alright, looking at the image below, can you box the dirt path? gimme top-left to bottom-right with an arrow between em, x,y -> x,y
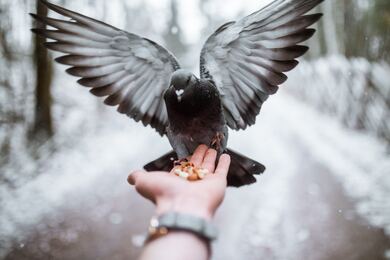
3,94 -> 389,259
212,141 -> 390,260
5,147 -> 389,260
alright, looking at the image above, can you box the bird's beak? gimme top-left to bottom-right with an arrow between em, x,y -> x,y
175,89 -> 184,102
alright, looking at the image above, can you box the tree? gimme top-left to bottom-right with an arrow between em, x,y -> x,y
163,0 -> 186,60
32,0 -> 53,139
365,0 -> 390,61
321,0 -> 342,55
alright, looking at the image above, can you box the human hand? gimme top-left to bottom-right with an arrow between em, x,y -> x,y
128,145 -> 231,220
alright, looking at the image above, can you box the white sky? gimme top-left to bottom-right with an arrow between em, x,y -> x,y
145,0 -> 274,44
57,0 -> 273,45
179,0 -> 274,44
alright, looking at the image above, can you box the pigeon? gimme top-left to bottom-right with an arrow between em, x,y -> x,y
31,0 -> 324,187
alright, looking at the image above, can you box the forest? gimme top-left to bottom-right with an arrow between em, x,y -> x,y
1,1 -> 389,163
0,0 -> 389,259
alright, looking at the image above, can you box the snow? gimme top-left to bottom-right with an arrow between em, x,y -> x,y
0,1 -> 389,258
285,56 -> 390,143
213,90 -> 390,259
2,74 -> 389,257
270,93 -> 390,234
280,57 -> 390,236
0,68 -> 170,256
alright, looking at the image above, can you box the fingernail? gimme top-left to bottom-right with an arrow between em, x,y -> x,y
127,172 -> 137,185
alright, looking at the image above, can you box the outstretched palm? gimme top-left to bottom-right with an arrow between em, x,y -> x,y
128,145 -> 231,219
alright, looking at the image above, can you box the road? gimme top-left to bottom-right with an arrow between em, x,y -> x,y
2,93 -> 390,259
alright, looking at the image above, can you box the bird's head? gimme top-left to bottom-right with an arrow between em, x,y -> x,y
167,69 -> 197,103
164,69 -> 218,116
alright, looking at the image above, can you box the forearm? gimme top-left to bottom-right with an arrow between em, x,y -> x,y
138,197 -> 215,260
140,231 -> 209,260
129,147 -> 230,260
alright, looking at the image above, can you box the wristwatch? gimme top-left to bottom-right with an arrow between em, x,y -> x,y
146,212 -> 218,243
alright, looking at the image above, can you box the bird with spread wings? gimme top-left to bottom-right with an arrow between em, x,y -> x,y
31,0 -> 324,187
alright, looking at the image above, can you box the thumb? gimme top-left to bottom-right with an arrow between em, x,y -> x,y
127,170 -> 145,185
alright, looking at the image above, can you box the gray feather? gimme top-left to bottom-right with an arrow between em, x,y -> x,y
44,42 -> 119,56
30,14 -> 112,41
200,0 -> 323,131
31,0 -> 181,136
66,63 -> 125,78
259,29 -> 316,48
55,55 -> 124,67
32,28 -> 108,48
39,0 -> 120,36
77,70 -> 128,88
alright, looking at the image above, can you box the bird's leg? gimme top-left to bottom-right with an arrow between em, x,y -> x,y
210,132 -> 224,151
173,157 -> 189,167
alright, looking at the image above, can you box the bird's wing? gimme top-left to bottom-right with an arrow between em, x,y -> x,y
200,0 -> 323,130
31,0 -> 180,136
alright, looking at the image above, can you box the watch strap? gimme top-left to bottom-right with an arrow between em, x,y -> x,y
148,212 -> 218,242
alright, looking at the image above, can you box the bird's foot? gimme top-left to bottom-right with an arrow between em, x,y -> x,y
173,158 -> 189,167
210,132 -> 224,151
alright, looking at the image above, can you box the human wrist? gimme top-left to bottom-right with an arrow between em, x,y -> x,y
156,196 -> 214,221
146,212 -> 218,246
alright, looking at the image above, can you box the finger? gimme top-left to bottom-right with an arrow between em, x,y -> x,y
201,148 -> 217,172
214,154 -> 231,179
127,170 -> 145,185
190,144 -> 208,166
130,171 -> 156,203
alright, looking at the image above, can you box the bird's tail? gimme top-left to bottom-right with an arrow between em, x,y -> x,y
225,148 -> 265,187
144,150 -> 178,173
143,149 -> 265,187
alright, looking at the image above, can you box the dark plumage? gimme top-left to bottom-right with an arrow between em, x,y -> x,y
164,70 -> 227,156
31,0 -> 324,187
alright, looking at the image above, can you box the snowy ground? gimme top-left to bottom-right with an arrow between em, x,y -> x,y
1,88 -> 389,259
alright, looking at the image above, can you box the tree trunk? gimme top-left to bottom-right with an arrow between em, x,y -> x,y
32,0 -> 53,139
163,0 -> 186,60
321,0 -> 340,55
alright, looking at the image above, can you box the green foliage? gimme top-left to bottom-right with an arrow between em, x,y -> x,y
312,0 -> 389,62
365,0 -> 390,61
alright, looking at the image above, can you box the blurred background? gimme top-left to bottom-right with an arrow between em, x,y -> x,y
0,0 -> 389,259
